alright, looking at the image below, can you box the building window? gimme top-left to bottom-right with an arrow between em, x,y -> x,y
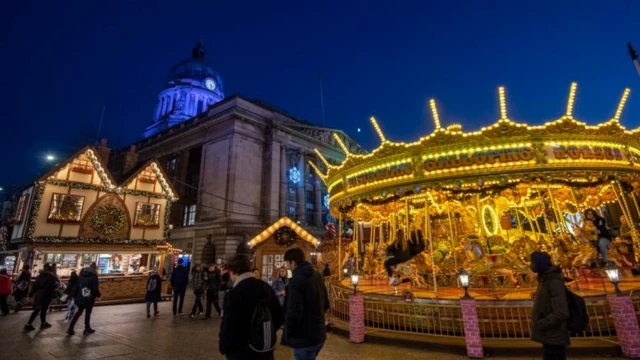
183,204 -> 196,226
14,194 -> 29,223
134,202 -> 161,228
48,194 -> 85,223
165,158 -> 177,173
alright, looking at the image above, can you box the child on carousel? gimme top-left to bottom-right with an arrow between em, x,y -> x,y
583,209 -> 611,267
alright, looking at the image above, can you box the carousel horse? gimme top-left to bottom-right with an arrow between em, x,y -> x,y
363,243 -> 379,278
571,223 -> 599,268
512,235 -> 538,263
461,235 -> 524,286
609,237 -> 634,268
551,233 -> 579,278
340,240 -> 358,271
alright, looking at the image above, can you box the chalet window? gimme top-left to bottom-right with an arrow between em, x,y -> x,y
182,204 -> 196,226
134,202 -> 161,228
14,194 -> 29,223
138,168 -> 157,184
48,194 -> 85,223
71,155 -> 94,174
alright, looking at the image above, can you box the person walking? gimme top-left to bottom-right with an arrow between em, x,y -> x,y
24,263 -> 57,331
271,267 -> 288,307
63,270 -> 79,323
203,263 -> 222,319
219,254 -> 284,360
170,258 -> 189,316
12,264 -> 31,313
282,248 -> 330,360
0,269 -> 11,316
67,263 -> 101,335
145,267 -> 162,318
530,251 -> 570,360
190,263 -> 206,318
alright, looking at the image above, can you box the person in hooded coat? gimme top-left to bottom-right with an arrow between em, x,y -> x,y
24,263 -> 57,331
282,248 -> 329,360
67,263 -> 101,335
145,268 -> 162,318
530,251 -> 570,360
12,264 -> 31,313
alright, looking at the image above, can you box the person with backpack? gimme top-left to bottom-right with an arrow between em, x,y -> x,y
282,248 -> 330,360
145,267 -> 162,318
219,254 -> 284,360
67,263 -> 101,335
0,269 -> 11,315
190,263 -> 206,318
170,258 -> 189,316
203,263 -> 222,319
530,251 -> 570,360
24,263 -> 57,331
12,264 -> 31,313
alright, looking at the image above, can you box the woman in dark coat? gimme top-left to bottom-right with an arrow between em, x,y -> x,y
530,251 -> 570,360
24,263 -> 57,331
145,268 -> 162,318
12,264 -> 31,312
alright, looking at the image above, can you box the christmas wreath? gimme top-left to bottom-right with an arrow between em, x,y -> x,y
275,226 -> 297,247
91,204 -> 125,235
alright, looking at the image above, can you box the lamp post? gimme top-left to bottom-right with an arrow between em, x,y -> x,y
459,268 -> 472,299
605,262 -> 622,294
351,272 -> 359,294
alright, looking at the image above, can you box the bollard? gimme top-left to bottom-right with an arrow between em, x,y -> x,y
460,298 -> 484,359
607,294 -> 640,359
349,293 -> 365,343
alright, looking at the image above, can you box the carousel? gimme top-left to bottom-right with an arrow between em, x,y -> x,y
313,84 -> 640,301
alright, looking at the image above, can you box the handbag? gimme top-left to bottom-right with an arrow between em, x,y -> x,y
60,294 -> 68,302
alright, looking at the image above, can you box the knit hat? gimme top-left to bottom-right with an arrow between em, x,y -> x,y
530,251 -> 552,276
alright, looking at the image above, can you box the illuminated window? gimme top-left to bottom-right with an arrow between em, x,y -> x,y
70,154 -> 94,174
48,194 -> 85,223
182,204 -> 196,226
138,167 -> 157,184
14,194 -> 29,223
134,202 -> 161,228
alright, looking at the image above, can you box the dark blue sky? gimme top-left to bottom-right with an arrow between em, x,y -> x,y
2,1 -> 640,194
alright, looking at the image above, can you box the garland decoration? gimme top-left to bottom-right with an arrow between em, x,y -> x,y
274,226 -> 297,247
91,205 -> 125,235
31,236 -> 165,245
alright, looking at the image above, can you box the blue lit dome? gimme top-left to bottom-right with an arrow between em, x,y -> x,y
165,40 -> 224,92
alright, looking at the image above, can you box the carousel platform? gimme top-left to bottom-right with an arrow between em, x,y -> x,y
339,272 -> 640,301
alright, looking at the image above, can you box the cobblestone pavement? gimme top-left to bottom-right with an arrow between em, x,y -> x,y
0,295 -> 626,360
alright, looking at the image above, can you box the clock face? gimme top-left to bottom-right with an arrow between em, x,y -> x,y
205,79 -> 216,91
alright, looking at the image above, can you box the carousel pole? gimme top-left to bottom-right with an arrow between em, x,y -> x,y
354,218 -> 359,272
405,199 -> 410,250
338,214 -> 343,281
546,184 -> 567,233
536,185 -> 553,235
613,181 -> 640,248
425,194 -> 438,296
447,202 -> 458,284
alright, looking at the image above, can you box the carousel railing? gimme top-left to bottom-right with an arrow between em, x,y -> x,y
327,283 -> 627,340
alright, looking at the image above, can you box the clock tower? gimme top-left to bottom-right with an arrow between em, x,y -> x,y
144,40 -> 225,138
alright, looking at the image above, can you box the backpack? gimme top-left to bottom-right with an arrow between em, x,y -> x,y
248,288 -> 277,353
16,280 -> 29,291
147,278 -> 157,292
565,288 -> 589,333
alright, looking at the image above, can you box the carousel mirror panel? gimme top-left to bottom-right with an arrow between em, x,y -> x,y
48,193 -> 85,223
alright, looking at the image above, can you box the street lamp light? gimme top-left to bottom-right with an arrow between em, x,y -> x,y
605,262 -> 622,294
351,272 -> 359,294
459,268 -> 472,299
46,154 -> 55,161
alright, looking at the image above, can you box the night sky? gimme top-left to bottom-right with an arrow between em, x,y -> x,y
2,1 -> 640,196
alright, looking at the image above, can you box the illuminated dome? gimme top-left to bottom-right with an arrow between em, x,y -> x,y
145,40 -> 225,138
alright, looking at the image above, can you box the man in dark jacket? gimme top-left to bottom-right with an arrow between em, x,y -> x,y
530,251 -> 570,360
67,263 -> 101,335
204,263 -> 222,319
24,263 -> 56,331
282,248 -> 329,360
170,258 -> 189,315
219,255 -> 284,360
12,264 -> 31,313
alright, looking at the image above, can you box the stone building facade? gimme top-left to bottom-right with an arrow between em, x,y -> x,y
120,41 -> 365,265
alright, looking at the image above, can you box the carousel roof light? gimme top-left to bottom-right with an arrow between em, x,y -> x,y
566,82 -> 578,118
370,116 -> 387,143
429,99 -> 441,130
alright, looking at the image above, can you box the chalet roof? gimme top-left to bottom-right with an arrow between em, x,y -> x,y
248,217 -> 320,248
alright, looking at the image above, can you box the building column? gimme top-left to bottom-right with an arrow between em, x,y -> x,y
296,151 -> 305,223
314,161 -> 322,226
161,96 -> 167,116
155,98 -> 162,121
280,146 -> 287,218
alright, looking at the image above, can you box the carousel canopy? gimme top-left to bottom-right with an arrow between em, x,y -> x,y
311,84 -> 639,215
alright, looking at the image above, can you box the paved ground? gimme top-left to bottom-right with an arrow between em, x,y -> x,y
0,293 -> 626,360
